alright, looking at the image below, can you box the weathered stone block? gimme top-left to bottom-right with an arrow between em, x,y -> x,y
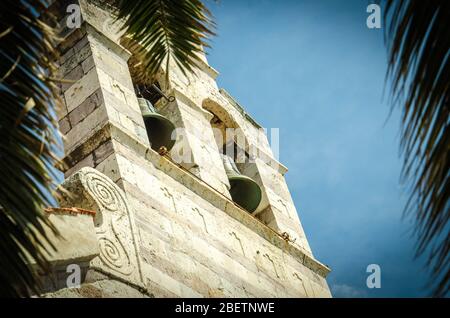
59,117 -> 71,135
64,68 -> 100,113
68,89 -> 101,126
29,212 -> 99,268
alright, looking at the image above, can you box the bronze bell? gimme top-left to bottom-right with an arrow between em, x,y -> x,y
221,154 -> 262,213
137,97 -> 177,152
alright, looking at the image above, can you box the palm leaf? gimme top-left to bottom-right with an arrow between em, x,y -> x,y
0,0 -> 61,297
384,0 -> 450,297
113,0 -> 215,85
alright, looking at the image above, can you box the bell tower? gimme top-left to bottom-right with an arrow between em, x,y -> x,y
46,0 -> 332,297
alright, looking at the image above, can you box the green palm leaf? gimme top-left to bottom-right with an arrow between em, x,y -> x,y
113,0 -> 215,84
384,0 -> 450,297
0,0 -> 61,297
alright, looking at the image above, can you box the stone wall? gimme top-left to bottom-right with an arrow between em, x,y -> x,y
42,0 -> 332,298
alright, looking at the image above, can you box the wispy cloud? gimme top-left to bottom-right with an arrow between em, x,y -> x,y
331,284 -> 368,298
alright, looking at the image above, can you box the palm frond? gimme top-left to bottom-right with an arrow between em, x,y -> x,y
113,0 -> 215,84
384,0 -> 450,297
0,0 -> 61,297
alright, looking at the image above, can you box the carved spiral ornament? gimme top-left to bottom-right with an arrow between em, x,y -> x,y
82,169 -> 133,276
98,237 -> 131,275
85,173 -> 124,213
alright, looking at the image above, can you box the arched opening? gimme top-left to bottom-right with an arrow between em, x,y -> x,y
121,37 -> 177,153
203,99 -> 266,213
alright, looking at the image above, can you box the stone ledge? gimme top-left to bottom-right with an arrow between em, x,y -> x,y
42,272 -> 150,298
195,56 -> 220,80
219,88 -> 263,129
28,211 -> 99,268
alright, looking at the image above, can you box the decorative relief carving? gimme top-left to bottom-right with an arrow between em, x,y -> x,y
263,254 -> 281,279
161,186 -> 177,213
193,207 -> 208,233
277,199 -> 292,220
293,272 -> 308,296
59,167 -> 143,287
85,172 -> 125,213
83,170 -> 134,276
230,232 -> 245,256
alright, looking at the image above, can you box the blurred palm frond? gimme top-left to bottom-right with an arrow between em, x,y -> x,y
0,0 -> 61,297
384,0 -> 450,297
113,0 -> 215,84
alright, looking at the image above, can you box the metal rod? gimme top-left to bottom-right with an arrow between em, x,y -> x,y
150,84 -> 175,102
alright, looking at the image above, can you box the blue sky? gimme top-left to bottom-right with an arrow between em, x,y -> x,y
205,0 -> 430,297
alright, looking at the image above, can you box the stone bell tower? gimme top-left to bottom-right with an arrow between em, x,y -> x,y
43,0 -> 331,297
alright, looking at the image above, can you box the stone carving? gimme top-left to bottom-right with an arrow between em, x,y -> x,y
278,199 -> 292,220
58,167 -> 143,287
293,272 -> 308,296
85,171 -> 125,212
161,186 -> 177,213
263,254 -> 281,279
193,207 -> 208,233
230,232 -> 245,256
83,170 -> 132,275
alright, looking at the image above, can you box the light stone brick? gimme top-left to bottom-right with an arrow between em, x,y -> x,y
68,89 -> 101,126
95,153 -> 120,182
64,68 -> 100,112
64,105 -> 108,154
59,41 -> 92,78
61,65 -> 84,92
64,153 -> 94,178
102,89 -> 143,126
57,97 -> 69,120
59,117 -> 71,135
81,55 -> 95,74
29,213 -> 99,267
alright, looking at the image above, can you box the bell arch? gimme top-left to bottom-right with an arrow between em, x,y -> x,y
202,98 -> 269,214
